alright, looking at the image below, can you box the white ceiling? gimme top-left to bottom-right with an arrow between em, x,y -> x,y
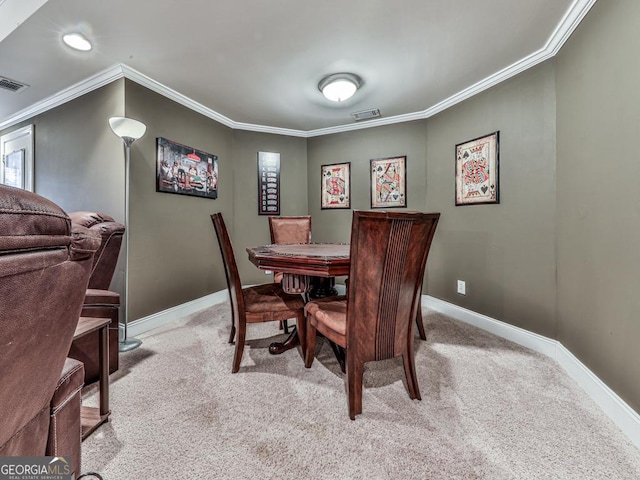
0,0 -> 595,136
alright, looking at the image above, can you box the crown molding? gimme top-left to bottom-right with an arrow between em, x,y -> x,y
121,65 -> 308,138
0,64 -> 124,130
0,0 -> 595,137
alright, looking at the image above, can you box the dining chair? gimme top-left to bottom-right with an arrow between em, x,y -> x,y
304,210 -> 440,419
211,213 -> 306,373
268,215 -> 312,333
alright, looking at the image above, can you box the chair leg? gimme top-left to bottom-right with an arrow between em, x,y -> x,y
231,322 -> 246,373
304,320 -> 317,368
228,311 -> 236,344
228,324 -> 236,344
296,313 -> 306,360
347,355 -> 364,420
415,302 -> 426,341
403,345 -> 422,401
281,319 -> 289,334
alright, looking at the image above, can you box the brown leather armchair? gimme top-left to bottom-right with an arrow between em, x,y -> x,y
0,185 -> 100,476
68,211 -> 125,384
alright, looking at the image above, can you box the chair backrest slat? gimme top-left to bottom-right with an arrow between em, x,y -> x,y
376,218 -> 413,359
211,213 -> 245,320
347,211 -> 439,361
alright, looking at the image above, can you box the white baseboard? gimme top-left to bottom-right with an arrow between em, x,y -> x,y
425,295 -> 640,449
125,289 -> 640,449
424,296 -> 558,358
127,290 -> 228,338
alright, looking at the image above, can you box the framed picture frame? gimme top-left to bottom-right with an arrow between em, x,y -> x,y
370,155 -> 407,208
257,151 -> 280,215
455,131 -> 499,206
156,137 -> 218,199
321,162 -> 351,209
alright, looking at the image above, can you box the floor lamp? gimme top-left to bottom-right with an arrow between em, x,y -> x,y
109,116 -> 146,352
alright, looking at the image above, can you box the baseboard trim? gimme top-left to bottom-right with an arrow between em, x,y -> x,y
127,290 -> 227,338
424,295 -> 640,449
424,296 -> 558,358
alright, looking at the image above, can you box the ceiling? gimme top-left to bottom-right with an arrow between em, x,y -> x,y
0,0 -> 595,136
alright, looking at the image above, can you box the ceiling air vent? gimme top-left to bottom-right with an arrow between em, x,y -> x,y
351,108 -> 381,122
0,76 -> 29,93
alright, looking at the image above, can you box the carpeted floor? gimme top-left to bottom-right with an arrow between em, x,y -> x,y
81,303 -> 640,479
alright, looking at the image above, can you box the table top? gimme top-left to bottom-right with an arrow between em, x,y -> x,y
74,316 -> 111,339
246,242 -> 350,277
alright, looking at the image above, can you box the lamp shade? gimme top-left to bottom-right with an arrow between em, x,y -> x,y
108,117 -> 147,141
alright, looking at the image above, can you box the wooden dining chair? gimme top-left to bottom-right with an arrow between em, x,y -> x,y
268,215 -> 312,333
304,210 -> 440,419
211,213 -> 306,373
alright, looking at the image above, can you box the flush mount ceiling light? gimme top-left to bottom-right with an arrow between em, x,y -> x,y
62,32 -> 92,51
318,73 -> 362,102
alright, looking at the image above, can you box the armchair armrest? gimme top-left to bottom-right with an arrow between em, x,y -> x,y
83,289 -> 120,307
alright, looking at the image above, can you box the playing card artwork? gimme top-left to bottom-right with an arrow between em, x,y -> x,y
370,156 -> 406,208
321,162 -> 350,209
455,132 -> 499,205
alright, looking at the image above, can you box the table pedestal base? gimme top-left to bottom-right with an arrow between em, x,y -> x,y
269,327 -> 299,355
268,275 -> 339,356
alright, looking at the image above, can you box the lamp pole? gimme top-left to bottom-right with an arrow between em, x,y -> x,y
109,117 -> 146,352
120,136 -> 141,351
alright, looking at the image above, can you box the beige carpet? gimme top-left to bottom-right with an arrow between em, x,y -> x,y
81,303 -> 640,479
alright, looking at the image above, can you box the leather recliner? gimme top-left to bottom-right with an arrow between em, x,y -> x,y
68,211 -> 125,384
0,185 -> 100,476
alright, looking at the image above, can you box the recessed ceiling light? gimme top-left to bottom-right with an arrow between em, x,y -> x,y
62,32 -> 92,51
318,73 -> 362,102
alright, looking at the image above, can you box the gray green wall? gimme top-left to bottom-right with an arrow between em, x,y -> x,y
308,121 -> 428,244
231,130 -> 308,283
426,61 -> 557,338
124,81 -> 308,319
123,80 -> 233,320
0,80 -> 125,215
556,0 -> 640,411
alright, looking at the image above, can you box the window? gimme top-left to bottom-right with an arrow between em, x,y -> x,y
1,125 -> 34,191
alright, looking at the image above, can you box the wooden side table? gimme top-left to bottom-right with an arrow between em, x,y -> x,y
74,316 -> 111,439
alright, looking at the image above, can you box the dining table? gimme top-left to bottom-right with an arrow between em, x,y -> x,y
246,242 -> 350,359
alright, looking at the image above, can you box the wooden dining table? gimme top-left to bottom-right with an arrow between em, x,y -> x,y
246,242 -> 350,356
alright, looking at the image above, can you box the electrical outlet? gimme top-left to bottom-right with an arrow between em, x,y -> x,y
457,280 -> 466,295
264,270 -> 273,275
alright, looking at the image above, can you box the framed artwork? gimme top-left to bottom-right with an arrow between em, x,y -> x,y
257,151 -> 280,215
370,155 -> 406,208
156,137 -> 218,199
455,131 -> 499,206
321,162 -> 351,209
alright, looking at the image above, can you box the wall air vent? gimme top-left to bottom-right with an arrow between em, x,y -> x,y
351,108 -> 381,122
0,76 -> 29,93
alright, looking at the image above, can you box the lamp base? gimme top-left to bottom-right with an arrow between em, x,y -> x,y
119,338 -> 142,352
